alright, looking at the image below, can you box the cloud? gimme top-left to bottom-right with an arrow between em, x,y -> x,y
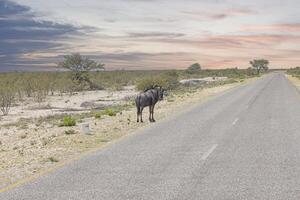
0,0 -> 97,71
0,0 -> 29,17
225,8 -> 254,16
1,0 -> 300,70
241,23 -> 300,32
182,8 -> 254,21
138,33 -> 300,50
104,18 -> 117,23
126,32 -> 185,38
85,51 -> 196,70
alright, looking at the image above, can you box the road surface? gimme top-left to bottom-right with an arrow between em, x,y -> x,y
1,72 -> 300,200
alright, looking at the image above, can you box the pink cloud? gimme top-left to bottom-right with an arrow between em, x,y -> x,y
241,24 -> 300,32
145,34 -> 300,50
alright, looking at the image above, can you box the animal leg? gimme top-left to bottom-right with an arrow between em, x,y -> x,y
149,106 -> 153,122
152,105 -> 156,122
137,109 -> 139,123
140,107 -> 144,123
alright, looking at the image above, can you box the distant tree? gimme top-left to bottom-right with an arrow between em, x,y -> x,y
249,59 -> 269,74
58,53 -> 105,90
186,63 -> 201,73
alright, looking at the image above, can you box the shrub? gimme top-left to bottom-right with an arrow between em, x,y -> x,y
34,89 -> 46,103
136,77 -> 157,91
95,113 -> 102,119
0,84 -> 15,116
287,67 -> 300,77
136,71 -> 179,91
48,157 -> 59,162
160,71 -> 179,90
64,129 -> 77,135
186,63 -> 201,74
61,116 -> 76,126
104,109 -> 117,116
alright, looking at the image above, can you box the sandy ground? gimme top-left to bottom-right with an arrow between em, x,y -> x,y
0,79 -> 249,190
287,74 -> 300,88
0,86 -> 137,125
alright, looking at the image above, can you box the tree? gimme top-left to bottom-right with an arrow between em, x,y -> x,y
58,53 -> 105,90
186,63 -> 201,73
249,59 -> 269,74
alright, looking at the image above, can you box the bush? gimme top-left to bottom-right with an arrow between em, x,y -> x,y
64,129 -> 77,135
186,63 -> 201,74
61,116 -> 76,126
136,78 -> 157,91
104,109 -> 117,116
160,71 -> 179,90
95,113 -> 102,119
136,71 -> 179,91
287,67 -> 300,77
48,157 -> 59,162
0,84 -> 15,116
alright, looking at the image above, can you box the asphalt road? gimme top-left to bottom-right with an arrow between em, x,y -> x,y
1,72 -> 300,200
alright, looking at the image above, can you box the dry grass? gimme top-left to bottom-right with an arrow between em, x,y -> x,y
286,74 -> 300,88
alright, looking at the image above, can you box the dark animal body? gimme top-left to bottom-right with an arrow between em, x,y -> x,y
135,86 -> 164,123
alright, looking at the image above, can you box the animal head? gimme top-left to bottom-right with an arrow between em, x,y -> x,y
154,86 -> 165,100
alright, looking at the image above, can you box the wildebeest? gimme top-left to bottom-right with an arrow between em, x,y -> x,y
135,86 -> 165,123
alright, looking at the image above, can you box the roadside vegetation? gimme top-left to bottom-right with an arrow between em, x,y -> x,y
0,67 -> 259,115
286,67 -> 300,88
287,67 -> 300,78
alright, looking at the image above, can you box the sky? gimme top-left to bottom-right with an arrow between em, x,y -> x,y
1,0 -> 300,71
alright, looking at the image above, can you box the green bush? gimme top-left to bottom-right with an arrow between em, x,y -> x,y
95,112 -> 102,119
186,63 -> 201,74
61,116 -> 76,126
104,109 -> 117,116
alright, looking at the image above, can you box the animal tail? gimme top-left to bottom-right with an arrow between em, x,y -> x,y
135,95 -> 141,113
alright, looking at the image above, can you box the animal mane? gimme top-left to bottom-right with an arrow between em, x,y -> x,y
143,88 -> 153,92
143,85 -> 161,92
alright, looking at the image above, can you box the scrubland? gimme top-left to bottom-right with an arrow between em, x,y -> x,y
0,68 -> 259,189
286,67 -> 300,87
